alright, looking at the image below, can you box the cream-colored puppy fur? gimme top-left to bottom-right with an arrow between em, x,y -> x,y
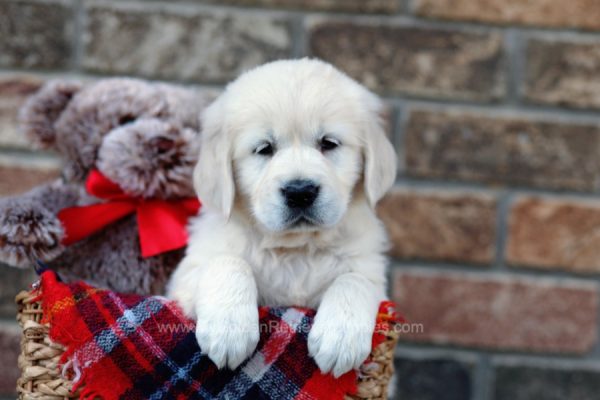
167,59 -> 397,378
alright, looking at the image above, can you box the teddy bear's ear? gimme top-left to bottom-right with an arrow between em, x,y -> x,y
18,80 -> 83,149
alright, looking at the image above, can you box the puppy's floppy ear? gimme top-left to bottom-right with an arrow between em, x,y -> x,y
194,98 -> 235,218
362,94 -> 397,208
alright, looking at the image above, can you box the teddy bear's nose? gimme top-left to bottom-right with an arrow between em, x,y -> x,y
150,137 -> 175,154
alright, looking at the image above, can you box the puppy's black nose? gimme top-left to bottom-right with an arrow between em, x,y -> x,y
281,179 -> 320,209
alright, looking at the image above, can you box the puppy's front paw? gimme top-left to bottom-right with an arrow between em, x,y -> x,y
308,308 -> 373,378
196,303 -> 259,370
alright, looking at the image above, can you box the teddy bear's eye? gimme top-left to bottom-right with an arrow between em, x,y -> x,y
254,142 -> 274,157
319,136 -> 340,152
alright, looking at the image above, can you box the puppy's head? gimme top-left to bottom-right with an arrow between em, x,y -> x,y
195,59 -> 396,233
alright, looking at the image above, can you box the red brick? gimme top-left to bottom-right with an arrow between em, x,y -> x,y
393,270 -> 598,353
507,197 -> 600,273
0,268 -> 35,319
83,4 -> 293,83
405,109 -> 600,191
0,1 -> 73,69
525,39 -> 600,110
0,159 -> 60,197
309,22 -> 505,101
494,363 -> 600,400
0,75 -> 43,149
415,0 -> 600,31
377,188 -> 496,264
0,323 -> 20,397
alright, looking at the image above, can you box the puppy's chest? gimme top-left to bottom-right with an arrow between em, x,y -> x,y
250,250 -> 349,308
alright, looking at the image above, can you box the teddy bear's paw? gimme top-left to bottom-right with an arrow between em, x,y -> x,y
308,304 -> 373,378
195,302 -> 260,371
0,203 -> 64,267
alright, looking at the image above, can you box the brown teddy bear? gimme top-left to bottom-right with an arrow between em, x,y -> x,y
0,78 -> 213,294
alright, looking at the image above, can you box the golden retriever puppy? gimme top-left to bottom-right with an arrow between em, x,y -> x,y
167,58 -> 397,378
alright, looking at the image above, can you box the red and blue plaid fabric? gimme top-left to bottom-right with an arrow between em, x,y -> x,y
38,270 -> 400,400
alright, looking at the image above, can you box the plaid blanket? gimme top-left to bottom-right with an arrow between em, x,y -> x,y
38,270 -> 400,400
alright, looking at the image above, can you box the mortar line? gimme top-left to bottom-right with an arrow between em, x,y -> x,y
400,0 -> 412,15
504,28 -> 526,106
473,354 -> 492,400
0,147 -> 61,161
71,0 -> 85,72
492,190 -> 512,271
291,14 -> 308,58
391,99 -> 407,176
394,339 -> 600,364
393,176 -> 600,201
392,259 -> 600,284
4,64 -> 600,123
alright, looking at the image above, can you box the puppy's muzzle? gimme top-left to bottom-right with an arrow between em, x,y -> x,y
281,179 -> 320,209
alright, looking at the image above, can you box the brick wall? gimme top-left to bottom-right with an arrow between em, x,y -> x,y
2,0 -> 600,399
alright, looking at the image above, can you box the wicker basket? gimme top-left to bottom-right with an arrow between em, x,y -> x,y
16,288 -> 399,400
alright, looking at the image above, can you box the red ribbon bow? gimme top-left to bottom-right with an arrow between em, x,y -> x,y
58,170 -> 201,258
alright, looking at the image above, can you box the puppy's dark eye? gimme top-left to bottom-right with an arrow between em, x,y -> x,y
319,136 -> 340,152
118,114 -> 136,125
254,142 -> 274,156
